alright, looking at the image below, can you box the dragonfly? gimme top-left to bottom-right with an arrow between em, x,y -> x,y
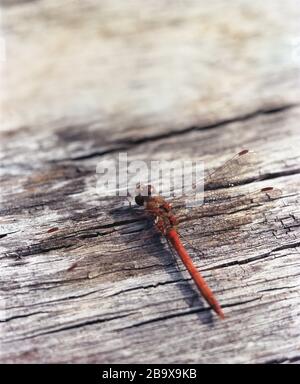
131,149 -> 282,320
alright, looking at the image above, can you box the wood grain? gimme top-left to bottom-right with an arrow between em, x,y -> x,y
1,0 -> 300,363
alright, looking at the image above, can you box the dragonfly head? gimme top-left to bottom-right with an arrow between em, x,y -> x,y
135,183 -> 153,206
135,194 -> 145,206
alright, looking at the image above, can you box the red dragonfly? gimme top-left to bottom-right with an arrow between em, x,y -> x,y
132,150 -> 281,319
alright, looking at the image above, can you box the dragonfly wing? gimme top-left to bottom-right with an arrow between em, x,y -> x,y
164,149 -> 258,205
175,186 -> 282,264
203,149 -> 259,190
138,150 -> 281,220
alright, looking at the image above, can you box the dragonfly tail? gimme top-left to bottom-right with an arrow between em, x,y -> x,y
167,228 -> 225,320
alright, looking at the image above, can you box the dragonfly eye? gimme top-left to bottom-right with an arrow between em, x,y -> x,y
135,194 -> 145,206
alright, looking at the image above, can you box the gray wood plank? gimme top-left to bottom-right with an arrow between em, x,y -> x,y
1,0 -> 300,364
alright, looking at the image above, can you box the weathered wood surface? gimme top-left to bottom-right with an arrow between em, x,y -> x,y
1,0 -> 300,363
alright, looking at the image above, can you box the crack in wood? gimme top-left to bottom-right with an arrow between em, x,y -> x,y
106,277 -> 187,298
205,241 -> 300,271
264,355 -> 300,364
3,242 -> 76,260
5,312 -> 137,343
257,285 -> 298,293
54,103 -> 298,162
1,0 -> 41,7
116,297 -> 262,330
1,311 -> 48,323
